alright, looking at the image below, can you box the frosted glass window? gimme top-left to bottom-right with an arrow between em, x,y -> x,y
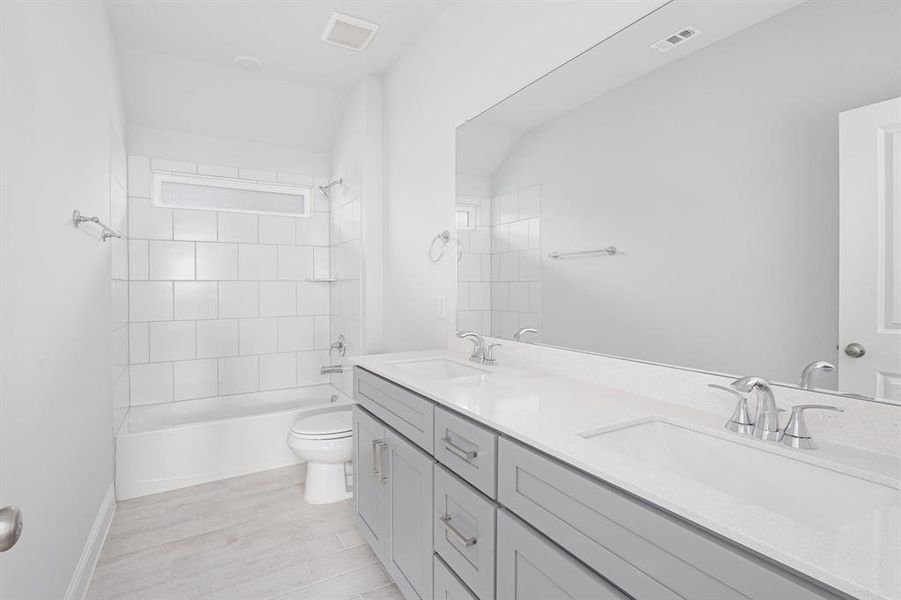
153,172 -> 310,217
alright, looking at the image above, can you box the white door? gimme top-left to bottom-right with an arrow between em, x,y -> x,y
839,97 -> 901,401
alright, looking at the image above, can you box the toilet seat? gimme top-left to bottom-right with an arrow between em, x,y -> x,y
290,408 -> 352,440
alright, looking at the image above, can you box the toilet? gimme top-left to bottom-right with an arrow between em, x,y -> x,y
287,407 -> 353,504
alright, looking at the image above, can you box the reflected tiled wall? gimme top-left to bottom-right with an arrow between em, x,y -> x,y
489,186 -> 540,341
456,195 -> 492,334
110,127 -> 129,430
126,156 -> 331,405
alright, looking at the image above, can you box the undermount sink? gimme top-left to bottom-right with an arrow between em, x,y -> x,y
580,419 -> 900,532
388,357 -> 488,380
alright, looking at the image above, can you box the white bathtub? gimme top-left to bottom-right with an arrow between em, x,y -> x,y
115,385 -> 352,500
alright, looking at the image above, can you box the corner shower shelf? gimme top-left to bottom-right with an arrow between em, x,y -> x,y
305,277 -> 337,282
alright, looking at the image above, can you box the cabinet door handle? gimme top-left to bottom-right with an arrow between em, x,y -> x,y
378,442 -> 389,483
439,513 -> 477,547
442,436 -> 477,461
371,439 -> 383,475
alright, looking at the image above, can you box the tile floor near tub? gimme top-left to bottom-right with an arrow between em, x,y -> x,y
87,466 -> 399,600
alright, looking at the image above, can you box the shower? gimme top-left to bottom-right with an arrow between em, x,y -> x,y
318,178 -> 343,198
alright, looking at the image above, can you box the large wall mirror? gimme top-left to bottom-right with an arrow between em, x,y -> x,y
455,0 -> 901,403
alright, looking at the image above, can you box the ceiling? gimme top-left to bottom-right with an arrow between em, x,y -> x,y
105,1 -> 449,92
460,0 -> 804,176
105,1 -> 449,152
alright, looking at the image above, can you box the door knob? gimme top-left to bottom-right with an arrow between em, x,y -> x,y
844,343 -> 866,358
0,506 -> 23,552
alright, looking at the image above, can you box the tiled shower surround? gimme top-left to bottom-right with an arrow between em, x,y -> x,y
456,185 -> 541,340
126,156 -> 335,405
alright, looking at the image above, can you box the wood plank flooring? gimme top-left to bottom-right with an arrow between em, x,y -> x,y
87,466 -> 401,600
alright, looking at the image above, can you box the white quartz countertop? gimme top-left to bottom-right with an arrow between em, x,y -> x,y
352,350 -> 901,600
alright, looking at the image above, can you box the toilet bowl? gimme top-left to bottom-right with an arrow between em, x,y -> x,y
287,407 -> 353,504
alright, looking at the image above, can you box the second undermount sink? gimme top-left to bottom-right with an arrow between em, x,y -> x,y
388,357 -> 488,380
580,419 -> 900,532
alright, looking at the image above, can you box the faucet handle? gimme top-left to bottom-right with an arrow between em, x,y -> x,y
781,404 -> 843,450
485,343 -> 503,365
708,384 -> 755,435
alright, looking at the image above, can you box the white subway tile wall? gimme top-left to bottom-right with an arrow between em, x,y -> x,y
126,156 -> 331,405
456,195 -> 493,334
489,186 -> 540,340
456,186 -> 541,338
328,173 -> 362,395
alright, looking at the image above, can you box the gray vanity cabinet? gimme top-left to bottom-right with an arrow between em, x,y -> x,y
434,464 -> 496,600
497,437 -> 846,600
355,367 -> 849,600
353,404 -> 435,600
435,555 -> 478,600
384,427 -> 435,600
496,510 -> 629,600
352,406 -> 388,561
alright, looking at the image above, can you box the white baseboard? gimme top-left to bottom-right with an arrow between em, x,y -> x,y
63,484 -> 116,600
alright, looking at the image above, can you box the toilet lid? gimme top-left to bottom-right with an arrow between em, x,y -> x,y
291,408 -> 352,437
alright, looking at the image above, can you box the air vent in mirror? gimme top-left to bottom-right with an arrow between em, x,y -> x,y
650,26 -> 702,53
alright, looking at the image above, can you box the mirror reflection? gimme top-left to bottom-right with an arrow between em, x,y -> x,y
455,0 -> 901,401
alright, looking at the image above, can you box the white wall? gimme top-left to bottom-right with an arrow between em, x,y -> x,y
328,75 -> 384,393
125,157 -> 332,405
381,1 -> 666,351
488,0 -> 901,387
0,2 -> 124,597
119,48 -> 345,152
127,125 -> 329,177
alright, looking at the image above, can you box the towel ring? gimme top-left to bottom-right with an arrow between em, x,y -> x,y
429,230 -> 451,263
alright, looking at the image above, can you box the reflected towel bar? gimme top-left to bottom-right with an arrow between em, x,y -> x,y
548,246 -> 617,260
72,209 -> 122,242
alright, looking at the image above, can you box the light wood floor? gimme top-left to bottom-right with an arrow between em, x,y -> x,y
87,466 -> 401,600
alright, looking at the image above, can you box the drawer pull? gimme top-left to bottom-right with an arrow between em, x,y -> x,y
443,436 -> 478,461
439,513 -> 478,547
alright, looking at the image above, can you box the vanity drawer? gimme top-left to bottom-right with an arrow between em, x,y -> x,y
435,406 -> 498,498
354,367 -> 434,453
498,437 -> 844,600
434,554 -> 478,600
496,509 -> 628,600
434,464 -> 496,600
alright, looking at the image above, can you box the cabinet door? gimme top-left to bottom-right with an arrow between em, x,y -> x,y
385,428 -> 435,600
353,406 -> 388,560
496,510 -> 628,600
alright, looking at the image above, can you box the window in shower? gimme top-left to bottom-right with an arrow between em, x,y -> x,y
153,172 -> 311,217
456,204 -> 478,230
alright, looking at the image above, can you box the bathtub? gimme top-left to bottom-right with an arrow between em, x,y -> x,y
115,385 -> 352,500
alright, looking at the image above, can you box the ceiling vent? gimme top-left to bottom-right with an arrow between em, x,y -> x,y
650,26 -> 702,53
321,12 -> 380,52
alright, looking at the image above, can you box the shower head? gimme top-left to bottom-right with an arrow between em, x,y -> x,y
318,178 -> 343,198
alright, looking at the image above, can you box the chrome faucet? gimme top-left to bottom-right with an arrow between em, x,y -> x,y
730,376 -> 782,441
457,331 -> 486,363
513,327 -> 538,342
799,361 -> 836,390
457,331 -> 498,364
